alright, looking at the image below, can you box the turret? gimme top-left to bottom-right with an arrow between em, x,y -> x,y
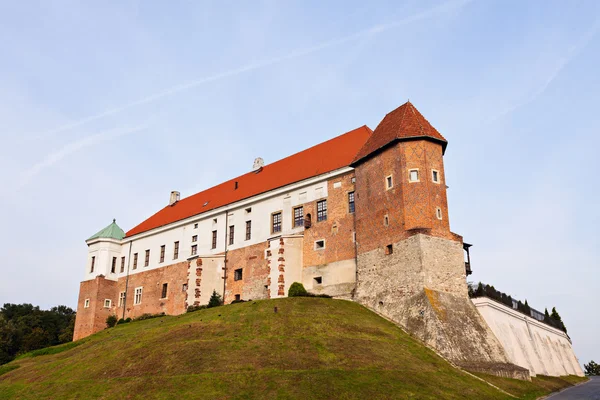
84,219 -> 125,281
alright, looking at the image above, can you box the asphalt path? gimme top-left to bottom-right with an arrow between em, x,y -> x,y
546,376 -> 600,400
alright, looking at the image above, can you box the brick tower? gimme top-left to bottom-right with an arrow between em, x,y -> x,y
72,220 -> 122,340
352,102 -> 510,368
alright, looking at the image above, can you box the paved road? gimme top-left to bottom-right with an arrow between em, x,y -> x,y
546,376 -> 600,400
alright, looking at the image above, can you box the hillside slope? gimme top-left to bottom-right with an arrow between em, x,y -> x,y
0,298 -> 585,399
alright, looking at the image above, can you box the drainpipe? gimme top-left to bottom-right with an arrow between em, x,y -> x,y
222,210 -> 229,304
122,240 -> 133,320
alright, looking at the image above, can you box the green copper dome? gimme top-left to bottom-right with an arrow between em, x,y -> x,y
87,219 -> 125,241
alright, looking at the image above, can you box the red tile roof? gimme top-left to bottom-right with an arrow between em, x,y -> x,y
126,126 -> 372,237
352,102 -> 447,164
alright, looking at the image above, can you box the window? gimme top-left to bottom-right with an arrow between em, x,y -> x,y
235,294 -> 241,301
293,206 -> 304,227
133,253 -> 138,269
90,256 -> 95,273
144,249 -> 150,267
134,287 -> 143,305
352,232 -> 356,242
191,244 -> 197,256
174,241 -> 179,259
351,177 -> 356,184
245,221 -> 252,240
315,240 -> 325,250
384,215 -> 389,226
314,276 -> 322,285
118,292 -> 125,307
84,299 -> 90,308
104,299 -> 111,308
194,223 -> 198,229
111,257 -> 116,274
120,256 -> 125,273
386,175 -> 393,189
182,283 -> 188,292
192,235 -> 197,243
385,244 -> 393,255
432,169 -> 440,183
245,207 -> 252,213
409,169 -> 419,182
160,245 -> 165,263
211,231 -> 217,249
161,283 -> 168,299
317,200 -> 327,222
436,207 -> 443,220
229,225 -> 235,245
348,192 -> 355,213
272,212 -> 282,233
234,268 -> 243,281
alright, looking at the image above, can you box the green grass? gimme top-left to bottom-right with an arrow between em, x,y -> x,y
473,372 -> 588,399
15,340 -> 84,360
0,365 -> 19,377
0,298 -> 586,399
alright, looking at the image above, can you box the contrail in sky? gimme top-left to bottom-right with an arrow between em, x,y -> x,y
19,125 -> 147,189
492,18 -> 600,121
32,0 -> 473,140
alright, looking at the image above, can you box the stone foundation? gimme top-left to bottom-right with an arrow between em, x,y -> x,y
354,234 -> 510,366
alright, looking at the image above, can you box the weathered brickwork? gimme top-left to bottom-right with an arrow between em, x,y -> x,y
116,260 -> 189,320
224,241 -> 269,303
73,276 -> 118,341
302,172 -> 357,267
354,141 -> 457,256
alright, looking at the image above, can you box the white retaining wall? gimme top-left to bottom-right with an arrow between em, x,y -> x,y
472,297 -> 584,377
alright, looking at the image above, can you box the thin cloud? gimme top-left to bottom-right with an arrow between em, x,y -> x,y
492,19 -> 600,121
31,0 -> 473,141
19,125 -> 147,189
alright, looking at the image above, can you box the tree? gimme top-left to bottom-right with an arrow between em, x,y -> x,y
207,290 -> 223,308
523,300 -> 531,316
584,360 -> 600,376
550,307 -> 567,333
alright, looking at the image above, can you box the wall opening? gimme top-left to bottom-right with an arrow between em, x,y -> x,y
385,244 -> 393,255
314,276 -> 323,285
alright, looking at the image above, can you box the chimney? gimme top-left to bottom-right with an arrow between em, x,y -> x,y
252,157 -> 264,172
169,191 -> 180,206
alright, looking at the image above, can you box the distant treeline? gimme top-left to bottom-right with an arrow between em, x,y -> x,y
0,303 -> 75,365
468,282 -> 567,333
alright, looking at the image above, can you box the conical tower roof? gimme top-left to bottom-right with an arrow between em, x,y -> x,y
87,219 -> 125,241
352,101 -> 447,165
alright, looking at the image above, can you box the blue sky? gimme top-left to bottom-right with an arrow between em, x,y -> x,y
0,0 -> 598,366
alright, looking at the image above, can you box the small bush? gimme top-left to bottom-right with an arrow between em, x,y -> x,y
187,305 -> 207,313
135,313 -> 165,321
230,299 -> 246,304
288,282 -> 308,297
106,315 -> 118,328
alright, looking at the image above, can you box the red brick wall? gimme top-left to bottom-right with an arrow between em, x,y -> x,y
224,241 -> 269,303
73,276 -> 118,341
302,171 -> 357,267
116,260 -> 189,320
354,140 -> 458,255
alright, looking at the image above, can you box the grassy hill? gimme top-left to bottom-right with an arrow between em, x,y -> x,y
0,298 -> 587,399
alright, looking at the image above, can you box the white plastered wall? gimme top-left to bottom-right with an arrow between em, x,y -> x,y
472,297 -> 584,377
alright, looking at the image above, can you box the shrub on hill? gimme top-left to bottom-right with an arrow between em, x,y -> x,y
288,282 -> 332,298
207,290 -> 223,308
106,315 -> 118,328
288,282 -> 308,297
187,305 -> 207,313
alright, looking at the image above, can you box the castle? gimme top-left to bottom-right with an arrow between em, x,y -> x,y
74,102 -> 583,379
